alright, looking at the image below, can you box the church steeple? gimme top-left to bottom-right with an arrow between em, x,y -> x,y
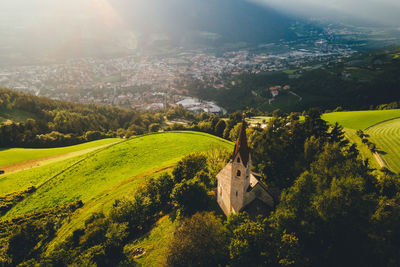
233,115 -> 250,166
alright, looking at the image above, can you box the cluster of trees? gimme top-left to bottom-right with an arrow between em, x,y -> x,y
0,201 -> 83,265
251,109 -> 349,189
356,130 -> 377,153
374,101 -> 400,110
166,110 -> 262,144
0,88 -> 165,147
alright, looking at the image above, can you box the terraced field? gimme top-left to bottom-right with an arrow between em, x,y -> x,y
366,118 -> 400,173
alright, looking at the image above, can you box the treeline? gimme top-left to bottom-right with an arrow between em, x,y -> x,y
0,88 -> 165,147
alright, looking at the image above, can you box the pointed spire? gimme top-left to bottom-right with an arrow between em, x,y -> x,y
233,114 -> 250,166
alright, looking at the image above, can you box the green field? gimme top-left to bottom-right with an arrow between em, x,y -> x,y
1,132 -> 232,217
322,109 -> 400,130
0,138 -> 121,167
127,215 -> 178,266
247,116 -> 271,125
323,110 -> 400,172
366,118 -> 400,173
0,131 -> 233,256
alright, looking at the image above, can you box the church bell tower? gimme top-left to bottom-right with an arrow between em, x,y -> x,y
229,117 -> 252,213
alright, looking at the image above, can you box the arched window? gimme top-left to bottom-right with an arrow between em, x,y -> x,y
237,170 -> 241,176
237,157 -> 240,163
236,191 -> 238,197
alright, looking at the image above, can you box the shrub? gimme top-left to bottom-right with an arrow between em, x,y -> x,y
166,212 -> 229,267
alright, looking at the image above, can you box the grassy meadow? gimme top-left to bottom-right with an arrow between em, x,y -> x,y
0,131 -> 233,253
1,132 -> 232,217
322,109 -> 400,130
324,110 -> 400,173
0,138 -> 121,167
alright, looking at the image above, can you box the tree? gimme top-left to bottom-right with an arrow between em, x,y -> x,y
229,218 -> 271,266
172,154 -> 208,183
214,119 -> 226,137
149,123 -> 161,132
166,212 -> 229,267
229,122 -> 242,141
171,180 -> 210,216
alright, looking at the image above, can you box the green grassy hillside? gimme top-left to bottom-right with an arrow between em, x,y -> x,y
0,138 -> 121,167
1,132 -> 232,218
0,131 -> 233,255
322,109 -> 400,130
323,110 -> 400,173
366,118 -> 400,173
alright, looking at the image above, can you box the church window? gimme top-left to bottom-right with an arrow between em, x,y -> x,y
220,187 -> 222,196
237,170 -> 241,176
236,191 -> 238,197
237,157 -> 240,163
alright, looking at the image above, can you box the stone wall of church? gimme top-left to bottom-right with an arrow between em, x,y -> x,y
217,164 -> 233,216
230,154 -> 251,213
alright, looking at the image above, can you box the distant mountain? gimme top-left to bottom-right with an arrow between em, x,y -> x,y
0,0 -> 300,65
112,0 -> 297,48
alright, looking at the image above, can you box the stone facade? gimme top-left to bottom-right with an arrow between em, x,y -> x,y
217,120 -> 274,216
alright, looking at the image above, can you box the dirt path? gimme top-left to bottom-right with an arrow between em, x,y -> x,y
374,152 -> 386,168
0,143 -> 117,176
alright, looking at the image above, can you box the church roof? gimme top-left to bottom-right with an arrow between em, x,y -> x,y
233,117 -> 250,166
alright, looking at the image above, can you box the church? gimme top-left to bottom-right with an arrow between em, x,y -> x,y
217,119 -> 274,216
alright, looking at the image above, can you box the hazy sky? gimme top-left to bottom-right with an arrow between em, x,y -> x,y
1,0 -> 400,26
252,0 -> 400,26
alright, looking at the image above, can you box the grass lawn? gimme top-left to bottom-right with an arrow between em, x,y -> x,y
323,110 -> 400,173
366,118 -> 400,173
343,128 -> 380,170
247,116 -> 271,125
0,131 -> 233,253
323,109 -> 400,130
0,138 -> 121,167
128,215 -> 178,266
283,69 -> 297,75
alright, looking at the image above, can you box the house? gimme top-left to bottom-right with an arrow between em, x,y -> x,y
216,118 -> 274,216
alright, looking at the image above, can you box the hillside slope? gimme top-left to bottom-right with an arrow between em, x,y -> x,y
366,118 -> 400,173
322,110 -> 400,130
323,110 -> 400,172
0,131 -> 233,254
0,138 -> 120,168
1,132 -> 232,218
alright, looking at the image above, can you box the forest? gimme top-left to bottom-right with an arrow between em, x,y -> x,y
0,88 -> 166,147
